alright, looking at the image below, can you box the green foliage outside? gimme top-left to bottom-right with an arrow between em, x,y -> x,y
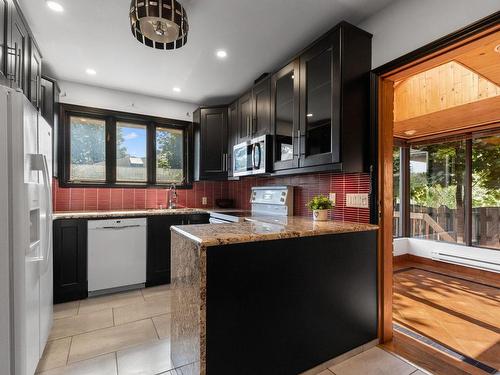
409,137 -> 500,209
70,121 -> 105,165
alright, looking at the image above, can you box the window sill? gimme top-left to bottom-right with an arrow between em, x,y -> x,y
59,181 -> 193,190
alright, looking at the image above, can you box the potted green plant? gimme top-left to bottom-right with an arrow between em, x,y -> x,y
306,195 -> 333,221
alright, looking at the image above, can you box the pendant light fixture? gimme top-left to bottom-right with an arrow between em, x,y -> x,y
130,0 -> 189,50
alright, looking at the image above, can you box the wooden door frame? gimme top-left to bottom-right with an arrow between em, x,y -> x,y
371,11 -> 500,344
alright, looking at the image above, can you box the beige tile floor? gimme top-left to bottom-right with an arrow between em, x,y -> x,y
38,285 -> 429,375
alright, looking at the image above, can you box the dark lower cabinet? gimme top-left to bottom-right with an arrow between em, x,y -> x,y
206,231 -> 377,375
53,219 -> 88,304
147,214 -> 210,287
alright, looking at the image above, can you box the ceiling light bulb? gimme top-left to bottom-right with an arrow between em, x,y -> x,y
173,87 -> 181,93
306,113 -> 313,117
494,44 -> 500,53
216,50 -> 228,59
85,68 -> 97,76
46,1 -> 64,12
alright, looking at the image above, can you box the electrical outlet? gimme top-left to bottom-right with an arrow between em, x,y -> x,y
346,193 -> 369,208
202,197 -> 208,205
329,193 -> 336,205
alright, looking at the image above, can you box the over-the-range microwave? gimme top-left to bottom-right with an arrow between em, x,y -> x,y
233,135 -> 272,177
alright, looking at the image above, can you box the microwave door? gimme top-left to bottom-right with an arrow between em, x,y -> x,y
233,143 -> 253,176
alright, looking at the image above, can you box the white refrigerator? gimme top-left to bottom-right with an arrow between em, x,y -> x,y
0,85 -> 53,375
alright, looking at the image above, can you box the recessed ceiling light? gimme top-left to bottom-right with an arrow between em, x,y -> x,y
404,130 -> 417,136
216,50 -> 227,59
494,44 -> 500,53
46,1 -> 64,12
85,68 -> 97,76
173,87 -> 181,93
306,113 -> 313,117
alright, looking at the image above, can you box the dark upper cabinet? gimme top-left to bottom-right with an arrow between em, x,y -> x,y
237,91 -> 252,143
29,38 -> 41,108
271,60 -> 300,171
299,31 -> 339,168
53,219 -> 88,303
8,2 -> 29,94
0,0 -> 7,84
298,24 -> 371,172
236,78 -> 272,144
227,100 -> 238,178
251,77 -> 271,137
193,106 -> 228,181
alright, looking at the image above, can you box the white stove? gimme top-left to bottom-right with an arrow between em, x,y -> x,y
209,186 -> 294,223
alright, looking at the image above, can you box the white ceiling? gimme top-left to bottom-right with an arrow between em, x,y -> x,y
20,0 -> 395,105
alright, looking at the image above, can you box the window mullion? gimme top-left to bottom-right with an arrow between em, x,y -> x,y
401,146 -> 410,238
107,117 -> 117,184
465,139 -> 473,246
148,122 -> 156,185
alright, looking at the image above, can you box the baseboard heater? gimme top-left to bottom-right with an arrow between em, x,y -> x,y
431,251 -> 500,273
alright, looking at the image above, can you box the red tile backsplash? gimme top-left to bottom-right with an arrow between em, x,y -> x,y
53,171 -> 371,223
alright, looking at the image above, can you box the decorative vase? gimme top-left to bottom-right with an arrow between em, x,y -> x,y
312,209 -> 329,221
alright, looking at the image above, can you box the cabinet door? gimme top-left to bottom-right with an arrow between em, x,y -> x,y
199,107 -> 228,180
29,38 -> 41,108
53,219 -> 88,303
0,0 -> 7,82
227,100 -> 238,177
237,91 -> 252,143
251,77 -> 271,137
9,3 -> 29,93
147,215 -> 185,287
272,61 -> 300,171
299,33 -> 340,167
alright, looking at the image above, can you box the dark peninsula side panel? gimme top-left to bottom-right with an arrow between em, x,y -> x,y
205,231 -> 377,375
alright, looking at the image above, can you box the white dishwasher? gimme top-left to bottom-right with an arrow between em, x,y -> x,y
88,218 -> 147,295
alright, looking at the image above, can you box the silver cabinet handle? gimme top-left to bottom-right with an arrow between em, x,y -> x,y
297,129 -> 301,157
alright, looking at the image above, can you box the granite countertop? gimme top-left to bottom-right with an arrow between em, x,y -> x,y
52,208 -> 209,220
171,216 -> 378,246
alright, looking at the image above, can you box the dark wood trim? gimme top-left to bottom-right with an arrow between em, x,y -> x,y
58,103 -> 193,188
373,11 -> 500,76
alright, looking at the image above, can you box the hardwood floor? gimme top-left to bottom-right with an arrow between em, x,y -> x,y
393,264 -> 500,372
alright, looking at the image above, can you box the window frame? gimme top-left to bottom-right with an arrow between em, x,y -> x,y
396,127 -> 500,250
59,104 -> 193,188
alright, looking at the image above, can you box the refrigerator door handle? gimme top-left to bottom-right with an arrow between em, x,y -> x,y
30,154 -> 52,266
41,155 -> 52,268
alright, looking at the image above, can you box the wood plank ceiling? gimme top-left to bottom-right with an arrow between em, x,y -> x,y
393,30 -> 500,140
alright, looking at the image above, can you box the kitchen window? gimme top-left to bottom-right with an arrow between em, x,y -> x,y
156,127 -> 184,184
69,116 -> 106,182
116,122 -> 148,183
60,104 -> 191,187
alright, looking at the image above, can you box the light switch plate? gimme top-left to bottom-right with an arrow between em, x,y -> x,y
329,193 -> 336,205
202,197 -> 207,205
346,193 -> 369,208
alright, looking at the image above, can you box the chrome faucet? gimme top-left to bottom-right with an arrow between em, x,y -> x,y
168,183 -> 177,209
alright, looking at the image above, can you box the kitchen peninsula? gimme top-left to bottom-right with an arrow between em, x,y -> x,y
170,217 -> 378,375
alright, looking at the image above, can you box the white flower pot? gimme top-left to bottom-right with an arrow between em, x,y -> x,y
312,209 -> 329,221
